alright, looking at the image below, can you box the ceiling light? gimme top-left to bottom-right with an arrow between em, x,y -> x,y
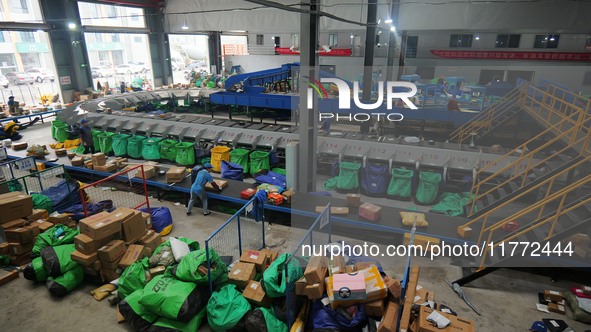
384,18 -> 393,24
182,25 -> 189,30
390,26 -> 396,32
68,23 -> 76,29
475,33 -> 480,40
549,36 -> 555,41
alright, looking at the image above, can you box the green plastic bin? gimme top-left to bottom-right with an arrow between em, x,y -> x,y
54,123 -> 70,143
127,135 -> 147,159
160,139 -> 179,162
97,132 -> 116,155
51,120 -> 65,140
175,142 -> 195,166
112,134 -> 131,157
249,150 -> 270,176
230,148 -> 250,174
142,137 -> 163,161
91,130 -> 102,151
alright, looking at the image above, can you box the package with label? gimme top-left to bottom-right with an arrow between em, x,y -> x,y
243,280 -> 271,307
98,240 -> 126,264
205,180 -> 228,190
282,189 -> 295,203
166,166 -> 186,183
80,211 -> 127,240
0,192 -> 33,224
359,203 -> 382,221
5,225 -> 39,244
91,153 -> 106,166
416,306 -> 475,332
100,267 -> 122,283
359,266 -> 387,302
119,244 -> 149,269
329,256 -> 347,275
240,250 -> 267,272
260,248 -> 279,265
347,193 -> 361,207
74,233 -> 120,255
120,209 -> 147,243
333,272 -> 366,302
240,188 -> 257,200
48,213 -> 74,225
304,256 -> 328,284
139,230 -> 161,255
544,290 -> 564,303
228,262 -> 256,290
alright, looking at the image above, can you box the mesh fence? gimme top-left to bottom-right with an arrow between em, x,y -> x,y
0,165 -> 70,195
205,197 -> 266,292
0,157 -> 41,191
78,165 -> 150,217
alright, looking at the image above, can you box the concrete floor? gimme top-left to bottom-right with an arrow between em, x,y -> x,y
0,120 -> 590,331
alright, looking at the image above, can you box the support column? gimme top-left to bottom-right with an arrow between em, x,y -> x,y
297,0 -> 319,193
145,7 -> 171,86
397,30 -> 408,81
386,0 -> 400,81
361,0 -> 378,134
208,31 -> 222,74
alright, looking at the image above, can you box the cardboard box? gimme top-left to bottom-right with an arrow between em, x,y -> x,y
94,163 -> 117,173
260,248 -> 279,265
121,210 -> 147,242
582,285 -> 591,295
295,276 -> 307,295
9,252 -> 31,266
101,255 -> 123,270
333,272 -> 366,302
71,156 -> 84,166
360,266 -> 388,303
377,301 -> 399,332
304,281 -> 326,300
329,256 -> 346,275
0,271 -> 19,287
347,193 -> 361,207
137,166 -> 156,179
416,306 -> 475,332
544,290 -> 564,303
282,189 -> 295,203
84,160 -> 93,169
1,218 -> 29,230
228,262 -> 256,290
100,268 -> 122,282
139,230 -> 161,255
12,142 -> 28,151
48,214 -> 73,225
55,148 -> 67,156
304,256 -> 328,284
27,209 -> 48,221
548,302 -> 566,314
359,203 -> 382,221
315,206 -> 350,215
71,250 -> 98,266
403,233 -> 440,252
383,275 -> 402,299
0,192 -> 33,224
0,242 -> 9,255
119,244 -> 149,269
205,180 -> 228,191
243,280 -> 271,307
366,299 -> 386,317
354,261 -> 379,271
92,153 -> 106,166
149,266 -> 166,278
457,226 -> 473,238
80,212 -> 124,240
240,250 -> 267,272
399,266 -> 420,332
166,166 -> 186,183
98,240 -> 126,263
67,152 -> 76,159
9,241 -> 34,256
241,188 -> 257,200
74,233 -> 121,255
415,286 -> 428,304
5,225 -> 39,244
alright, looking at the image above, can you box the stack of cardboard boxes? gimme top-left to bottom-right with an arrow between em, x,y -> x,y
227,248 -> 279,308
0,192 -> 38,266
91,153 -> 117,173
543,290 -> 566,315
71,207 -> 159,282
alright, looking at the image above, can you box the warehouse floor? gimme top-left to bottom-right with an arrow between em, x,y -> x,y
0,121 -> 589,331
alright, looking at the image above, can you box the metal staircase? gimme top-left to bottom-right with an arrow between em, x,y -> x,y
449,85 -> 527,144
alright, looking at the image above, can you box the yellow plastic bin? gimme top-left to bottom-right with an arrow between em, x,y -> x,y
210,146 -> 231,172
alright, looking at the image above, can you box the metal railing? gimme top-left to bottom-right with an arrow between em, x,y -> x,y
205,195 -> 266,292
449,84 -> 526,143
284,204 -> 332,328
0,164 -> 70,196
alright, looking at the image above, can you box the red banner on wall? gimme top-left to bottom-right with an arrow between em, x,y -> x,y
431,50 -> 591,62
275,47 -> 352,56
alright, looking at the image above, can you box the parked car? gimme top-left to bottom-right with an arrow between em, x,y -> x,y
25,68 -> 55,83
92,66 -> 115,78
0,75 -> 8,88
5,72 -> 34,85
115,64 -> 141,75
127,61 -> 150,73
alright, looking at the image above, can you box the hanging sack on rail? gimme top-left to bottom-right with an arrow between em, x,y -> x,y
415,171 -> 442,205
387,168 -> 414,200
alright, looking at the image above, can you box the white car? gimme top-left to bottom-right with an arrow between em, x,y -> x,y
92,66 -> 115,78
116,64 -> 141,75
0,75 -> 8,88
26,68 -> 56,83
127,61 -> 150,73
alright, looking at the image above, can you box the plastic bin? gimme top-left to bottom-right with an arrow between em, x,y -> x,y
249,150 -> 270,176
175,142 -> 195,166
53,122 -> 69,143
159,139 -> 178,162
91,130 -> 102,151
97,132 -> 116,155
230,148 -> 250,174
211,146 -> 231,172
112,134 -> 131,157
127,135 -> 147,159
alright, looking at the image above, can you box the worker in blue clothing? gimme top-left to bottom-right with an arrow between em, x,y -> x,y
187,163 -> 221,216
79,118 -> 95,154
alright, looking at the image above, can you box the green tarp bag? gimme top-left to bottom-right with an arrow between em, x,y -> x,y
31,194 -> 53,213
175,142 -> 195,166
415,171 -> 442,205
387,168 -> 414,200
128,135 -> 148,159
262,253 -> 305,298
430,192 -> 473,217
230,148 -> 250,174
112,133 -> 131,157
41,244 -> 79,277
249,150 -> 270,176
0,255 -> 9,267
71,145 -> 86,154
7,179 -> 22,192
337,161 -> 362,190
46,265 -> 84,297
118,257 -> 150,300
97,131 -> 116,155
140,274 -> 210,322
32,224 -> 78,257
119,289 -> 159,332
148,308 -> 206,332
153,237 -> 200,257
23,257 -> 48,281
245,307 -> 288,332
207,284 -> 252,332
160,139 -> 179,162
174,248 -> 228,286
271,168 -> 286,175
92,130 -> 103,151
142,137 -> 164,161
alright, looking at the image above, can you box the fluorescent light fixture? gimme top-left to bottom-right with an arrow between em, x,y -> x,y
390,26 -> 396,32
475,33 -> 480,40
181,25 -> 189,30
229,30 -> 246,33
384,18 -> 393,24
36,29 -> 44,33
68,23 -> 76,29
549,36 -> 555,41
